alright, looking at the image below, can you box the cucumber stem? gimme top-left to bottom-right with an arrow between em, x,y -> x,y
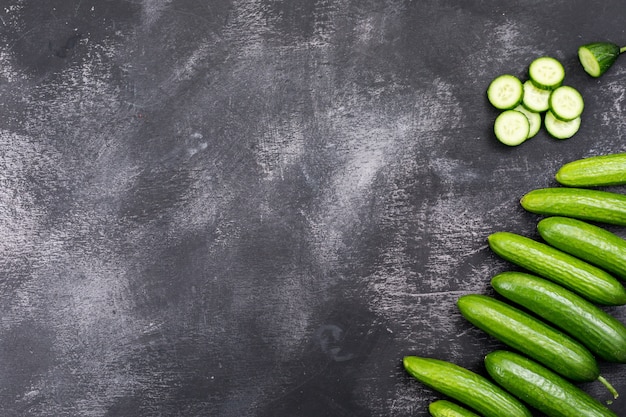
620,46 -> 626,54
598,375 -> 619,400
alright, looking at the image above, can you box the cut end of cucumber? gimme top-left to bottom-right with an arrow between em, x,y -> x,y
494,110 -> 530,146
578,47 -> 602,77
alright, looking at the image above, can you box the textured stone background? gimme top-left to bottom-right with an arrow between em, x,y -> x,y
1,0 -> 626,416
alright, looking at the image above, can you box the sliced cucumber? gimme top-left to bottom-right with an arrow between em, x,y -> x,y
522,80 -> 551,112
544,110 -> 580,140
494,110 -> 530,146
578,42 -> 626,78
529,56 -> 565,90
549,85 -> 584,121
487,74 -> 523,110
514,105 -> 541,139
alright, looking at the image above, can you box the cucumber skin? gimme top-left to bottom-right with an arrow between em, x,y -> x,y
538,216 -> 626,281
457,294 -> 600,382
520,187 -> 626,226
578,42 -> 621,78
429,400 -> 480,417
487,231 -> 626,306
403,356 -> 532,417
556,153 -> 626,187
491,271 -> 626,363
485,351 -> 618,417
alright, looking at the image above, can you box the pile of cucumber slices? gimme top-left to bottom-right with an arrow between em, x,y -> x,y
404,153 -> 626,417
488,56 -> 583,145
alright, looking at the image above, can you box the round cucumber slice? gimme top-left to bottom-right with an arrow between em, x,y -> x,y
487,74 -> 523,110
494,110 -> 530,146
549,85 -> 584,121
529,57 -> 565,90
522,80 -> 551,113
544,110 -> 581,140
514,105 -> 541,139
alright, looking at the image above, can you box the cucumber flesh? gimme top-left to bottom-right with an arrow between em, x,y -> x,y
494,110 -> 530,146
514,105 -> 541,139
555,153 -> 626,187
549,85 -> 584,121
429,400 -> 481,417
522,79 -> 551,112
529,56 -> 565,90
487,74 -> 524,109
485,351 -> 619,417
578,42 -> 625,77
544,110 -> 580,139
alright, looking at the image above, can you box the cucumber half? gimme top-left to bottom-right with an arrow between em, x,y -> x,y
578,42 -> 626,78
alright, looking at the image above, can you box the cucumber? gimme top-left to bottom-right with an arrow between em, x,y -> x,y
555,153 -> 626,187
522,79 -> 551,112
528,56 -> 565,90
485,350 -> 619,417
457,294 -> 600,382
549,85 -> 584,121
538,216 -> 626,281
578,42 -> 626,78
403,355 -> 532,417
544,110 -> 581,139
513,105 -> 541,139
487,231 -> 626,305
520,187 -> 626,226
429,400 -> 480,417
491,271 -> 626,364
493,110 -> 530,146
487,74 -> 524,110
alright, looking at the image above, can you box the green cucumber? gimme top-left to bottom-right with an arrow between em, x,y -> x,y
513,105 -> 541,139
578,42 -> 626,78
485,350 -> 618,417
538,216 -> 626,281
487,74 -> 524,110
556,153 -> 626,187
549,85 -> 584,122
520,187 -> 626,226
457,294 -> 600,382
544,110 -> 581,139
494,110 -> 530,146
522,79 -> 551,112
403,355 -> 532,417
528,56 -> 565,90
429,400 -> 480,417
487,231 -> 626,305
491,271 -> 626,364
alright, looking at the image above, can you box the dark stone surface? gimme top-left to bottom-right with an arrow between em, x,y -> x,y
1,1 -> 626,416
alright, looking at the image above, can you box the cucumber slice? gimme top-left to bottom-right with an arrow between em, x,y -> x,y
578,42 -> 626,78
494,110 -> 530,146
544,110 -> 581,140
522,80 -> 551,112
514,105 -> 541,139
529,56 -> 565,90
487,74 -> 523,110
549,85 -> 584,121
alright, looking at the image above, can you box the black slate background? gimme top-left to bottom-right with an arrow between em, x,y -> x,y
1,1 -> 626,416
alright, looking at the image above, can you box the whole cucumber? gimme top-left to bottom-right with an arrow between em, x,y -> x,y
487,231 -> 626,305
403,355 -> 531,417
538,216 -> 626,281
556,153 -> 626,187
457,294 -> 600,382
485,350 -> 618,417
429,400 -> 480,417
520,187 -> 626,226
491,271 -> 626,363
